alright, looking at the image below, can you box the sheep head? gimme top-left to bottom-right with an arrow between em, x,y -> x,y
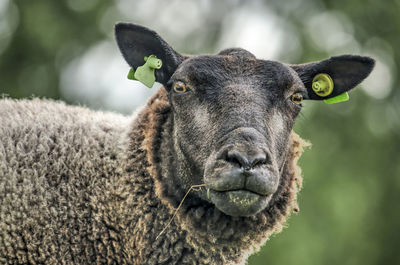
115,23 -> 374,217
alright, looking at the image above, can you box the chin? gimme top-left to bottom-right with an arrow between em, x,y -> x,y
209,189 -> 271,217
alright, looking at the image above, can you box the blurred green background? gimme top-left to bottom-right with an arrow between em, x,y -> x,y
1,0 -> 399,264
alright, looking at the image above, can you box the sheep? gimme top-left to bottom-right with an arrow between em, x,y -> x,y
0,23 -> 374,265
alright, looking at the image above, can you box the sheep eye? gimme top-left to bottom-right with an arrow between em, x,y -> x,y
290,93 -> 303,105
173,82 -> 189,93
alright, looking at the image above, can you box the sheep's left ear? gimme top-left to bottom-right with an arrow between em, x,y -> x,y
291,55 -> 375,101
115,22 -> 185,87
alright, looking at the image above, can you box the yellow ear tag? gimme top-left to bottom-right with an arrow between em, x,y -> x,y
312,73 -> 334,97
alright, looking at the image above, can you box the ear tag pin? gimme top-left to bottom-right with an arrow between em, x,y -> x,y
127,55 -> 162,88
312,73 -> 349,104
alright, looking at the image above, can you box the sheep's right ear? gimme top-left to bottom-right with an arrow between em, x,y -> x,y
115,23 -> 185,87
290,55 -> 375,102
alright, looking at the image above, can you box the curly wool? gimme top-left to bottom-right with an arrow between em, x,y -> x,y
0,98 -> 130,264
0,89 -> 308,264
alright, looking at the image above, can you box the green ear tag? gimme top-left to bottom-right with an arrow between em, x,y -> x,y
324,92 -> 349,104
129,55 -> 163,88
127,68 -> 137,80
312,73 -> 334,97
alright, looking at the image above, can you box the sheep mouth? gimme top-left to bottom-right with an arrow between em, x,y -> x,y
204,165 -> 279,217
208,189 -> 271,217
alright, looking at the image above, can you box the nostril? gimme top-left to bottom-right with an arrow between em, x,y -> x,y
226,151 -> 249,169
225,150 -> 269,170
251,156 -> 267,168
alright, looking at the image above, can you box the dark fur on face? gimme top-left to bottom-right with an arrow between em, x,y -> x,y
165,53 -> 304,216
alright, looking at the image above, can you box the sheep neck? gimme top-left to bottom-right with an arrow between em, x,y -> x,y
122,88 -> 308,264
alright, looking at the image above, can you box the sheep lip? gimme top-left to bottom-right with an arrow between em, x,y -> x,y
211,188 -> 265,197
208,189 -> 270,217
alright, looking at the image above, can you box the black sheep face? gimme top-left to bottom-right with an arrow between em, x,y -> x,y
168,53 -> 304,216
115,23 -> 375,217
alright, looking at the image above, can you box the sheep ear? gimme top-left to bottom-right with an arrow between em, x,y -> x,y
291,55 -> 375,101
115,23 -> 185,87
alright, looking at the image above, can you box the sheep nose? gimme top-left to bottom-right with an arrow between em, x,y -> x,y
225,150 -> 268,170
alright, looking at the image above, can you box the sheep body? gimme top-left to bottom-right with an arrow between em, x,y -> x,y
0,90 -> 306,264
0,98 -> 130,264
